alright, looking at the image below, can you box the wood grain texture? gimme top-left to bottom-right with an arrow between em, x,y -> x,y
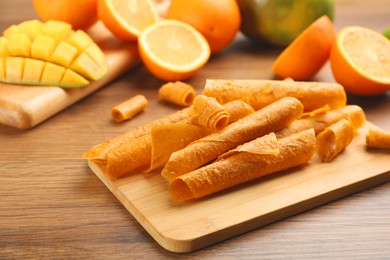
0,0 -> 389,259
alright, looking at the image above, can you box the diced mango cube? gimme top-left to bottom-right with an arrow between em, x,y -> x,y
85,43 -> 107,69
0,37 -> 9,57
0,20 -> 107,88
70,52 -> 104,81
23,58 -> 45,83
18,20 -> 43,40
40,62 -> 66,85
6,33 -> 31,57
66,30 -> 93,53
0,57 -> 5,80
5,57 -> 24,82
31,34 -> 56,61
49,41 -> 78,67
60,69 -> 89,88
3,25 -> 22,38
41,20 -> 72,43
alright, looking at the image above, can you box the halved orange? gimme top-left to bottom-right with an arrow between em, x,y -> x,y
138,19 -> 211,81
272,15 -> 335,80
98,0 -> 159,42
330,26 -> 390,96
33,0 -> 98,30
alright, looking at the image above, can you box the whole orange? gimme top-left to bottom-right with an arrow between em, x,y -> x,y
32,0 -> 98,30
166,0 -> 241,54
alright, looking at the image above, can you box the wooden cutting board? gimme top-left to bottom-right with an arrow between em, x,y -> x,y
0,22 -> 141,129
87,122 -> 390,253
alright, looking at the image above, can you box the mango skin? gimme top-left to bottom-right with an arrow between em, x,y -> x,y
0,20 -> 107,88
237,0 -> 334,47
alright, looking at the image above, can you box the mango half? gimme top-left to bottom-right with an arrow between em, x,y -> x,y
0,20 -> 107,88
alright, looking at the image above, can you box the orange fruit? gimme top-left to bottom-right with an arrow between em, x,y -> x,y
272,15 -> 335,80
98,0 -> 159,42
32,0 -> 98,30
138,20 -> 211,81
166,0 -> 241,54
330,26 -> 390,96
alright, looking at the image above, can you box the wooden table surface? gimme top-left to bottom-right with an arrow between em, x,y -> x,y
1,0 -> 389,258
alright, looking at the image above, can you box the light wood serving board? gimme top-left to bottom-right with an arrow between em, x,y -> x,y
88,122 -> 390,253
0,22 -> 140,129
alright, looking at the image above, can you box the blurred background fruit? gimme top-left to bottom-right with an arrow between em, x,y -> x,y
384,26 -> 390,40
166,0 -> 241,54
32,0 -> 98,30
237,0 -> 334,47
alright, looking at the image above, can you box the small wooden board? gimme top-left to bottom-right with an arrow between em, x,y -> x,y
88,123 -> 390,253
0,22 -> 140,129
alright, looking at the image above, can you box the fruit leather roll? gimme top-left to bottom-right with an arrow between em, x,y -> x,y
276,105 -> 365,138
147,99 -> 255,172
82,107 -> 193,163
192,95 -> 230,130
316,119 -> 354,162
158,81 -> 196,106
220,99 -> 255,123
169,129 -> 316,202
92,99 -> 257,179
161,97 -> 304,181
111,94 -> 148,122
366,127 -> 390,149
202,79 -> 346,111
147,123 -> 213,173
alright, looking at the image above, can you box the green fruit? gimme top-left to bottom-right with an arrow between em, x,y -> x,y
384,27 -> 390,40
237,0 -> 334,47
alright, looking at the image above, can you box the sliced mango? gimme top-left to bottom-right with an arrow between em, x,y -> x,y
0,20 -> 107,88
70,52 -> 105,81
0,57 -> 4,80
41,20 -> 72,44
18,20 -> 43,40
41,62 -> 66,85
3,25 -> 22,38
61,69 -> 89,87
66,30 -> 93,53
49,41 -> 78,68
23,58 -> 45,83
6,33 -> 31,57
85,43 -> 107,70
5,57 -> 24,83
0,37 -> 9,57
31,34 -> 56,61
